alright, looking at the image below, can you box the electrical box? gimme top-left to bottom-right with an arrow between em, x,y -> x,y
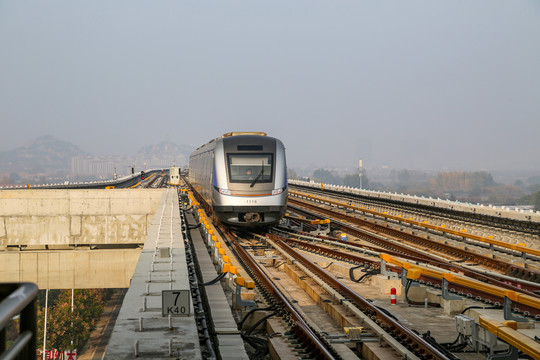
455,314 -> 474,336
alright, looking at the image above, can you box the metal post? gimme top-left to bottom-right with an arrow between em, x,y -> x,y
503,296 -> 528,322
42,289 -> 48,360
20,294 -> 37,359
359,159 -> 363,189
71,289 -> 74,347
441,278 -> 461,300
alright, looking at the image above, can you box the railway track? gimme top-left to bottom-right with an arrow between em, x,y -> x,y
268,230 -> 540,318
183,178 -> 540,359
221,228 -> 339,359
262,233 -> 452,360
185,182 -> 458,359
141,173 -> 168,188
287,197 -> 540,284
218,227 -> 457,359
289,183 -> 540,242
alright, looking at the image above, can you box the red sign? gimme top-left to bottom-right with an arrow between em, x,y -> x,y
39,349 -> 76,360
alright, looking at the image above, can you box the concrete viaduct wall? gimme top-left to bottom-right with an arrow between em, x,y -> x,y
0,189 -> 164,248
0,189 -> 165,288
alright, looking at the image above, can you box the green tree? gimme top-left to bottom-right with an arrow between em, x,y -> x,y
37,289 -> 106,352
9,172 -> 21,184
312,168 -> 341,185
343,174 -> 359,188
287,168 -> 299,180
534,191 -> 540,212
343,173 -> 370,189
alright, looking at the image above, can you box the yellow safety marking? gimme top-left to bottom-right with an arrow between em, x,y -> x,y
284,215 -> 331,225
503,320 -> 517,330
192,191 -> 256,289
479,316 -> 540,359
380,254 -> 406,268
443,273 -> 520,303
406,268 -> 422,280
381,254 -> 540,311
128,181 -> 141,188
291,190 -> 540,257
344,326 -> 363,334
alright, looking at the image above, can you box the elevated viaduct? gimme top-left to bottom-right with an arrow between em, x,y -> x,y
0,189 -> 163,288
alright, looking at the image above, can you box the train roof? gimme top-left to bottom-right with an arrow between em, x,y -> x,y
195,132 -> 268,151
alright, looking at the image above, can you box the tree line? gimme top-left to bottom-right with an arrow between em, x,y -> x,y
289,168 -> 540,209
36,289 -> 111,353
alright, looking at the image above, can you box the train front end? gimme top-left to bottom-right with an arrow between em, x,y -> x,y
212,134 -> 287,227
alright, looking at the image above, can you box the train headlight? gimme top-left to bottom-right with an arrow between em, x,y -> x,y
219,188 -> 232,195
272,188 -> 285,195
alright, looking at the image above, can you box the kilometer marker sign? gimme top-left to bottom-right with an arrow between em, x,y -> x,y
162,290 -> 190,316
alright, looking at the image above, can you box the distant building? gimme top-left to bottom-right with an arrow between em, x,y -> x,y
71,156 -> 185,178
71,156 -> 132,177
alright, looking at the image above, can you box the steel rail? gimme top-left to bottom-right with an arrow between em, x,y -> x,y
277,226 -> 540,296
182,177 -> 338,359
288,199 -> 540,284
222,230 -> 338,360
279,236 -> 540,318
289,183 -> 540,236
278,225 -> 435,264
290,189 -> 540,261
268,234 -> 451,360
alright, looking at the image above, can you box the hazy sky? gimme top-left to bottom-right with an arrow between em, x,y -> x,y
1,1 -> 539,171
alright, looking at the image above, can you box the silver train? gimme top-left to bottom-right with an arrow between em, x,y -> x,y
188,132 -> 288,227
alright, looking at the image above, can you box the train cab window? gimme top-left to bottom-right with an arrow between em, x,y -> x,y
227,154 -> 273,183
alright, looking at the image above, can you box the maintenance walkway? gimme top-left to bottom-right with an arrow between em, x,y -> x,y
104,188 -> 200,359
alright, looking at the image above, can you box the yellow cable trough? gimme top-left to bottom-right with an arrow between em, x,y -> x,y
187,191 -> 254,289
284,214 -> 330,225
479,316 -> 540,359
381,254 -> 540,311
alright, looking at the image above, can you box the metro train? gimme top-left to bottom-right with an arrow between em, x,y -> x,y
188,132 -> 288,227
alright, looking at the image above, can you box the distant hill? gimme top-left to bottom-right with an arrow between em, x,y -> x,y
0,136 -> 195,177
0,135 -> 87,174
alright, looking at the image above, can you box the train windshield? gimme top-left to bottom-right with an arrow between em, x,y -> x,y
227,153 -> 273,183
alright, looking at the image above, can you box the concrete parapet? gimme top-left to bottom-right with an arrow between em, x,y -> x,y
0,189 -> 163,246
0,249 -> 140,288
